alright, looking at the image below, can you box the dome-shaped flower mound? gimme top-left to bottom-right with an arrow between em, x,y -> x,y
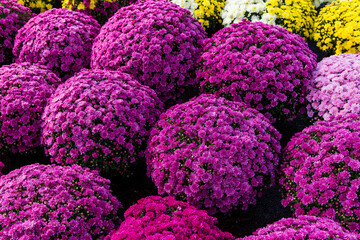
171,0 -> 225,32
281,113 -> 360,232
13,8 -> 100,80
42,69 -> 164,176
220,0 -> 277,27
146,94 -> 281,214
0,163 -> 122,239
265,0 -> 316,40
239,215 -> 360,240
197,20 -> 317,123
0,62 -> 60,154
306,53 -> 360,121
17,0 -> 57,14
91,0 -> 207,106
62,0 -> 137,25
105,196 -> 234,240
314,0 -> 360,55
0,0 -> 34,67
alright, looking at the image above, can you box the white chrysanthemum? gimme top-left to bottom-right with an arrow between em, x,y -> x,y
221,0 -> 276,27
171,0 -> 199,16
313,0 -> 334,8
260,12 -> 276,24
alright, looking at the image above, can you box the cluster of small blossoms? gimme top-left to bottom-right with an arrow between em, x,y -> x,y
197,20 -> 317,123
105,196 -> 234,239
0,62 -> 60,154
0,0 -> 34,66
314,0 -> 360,55
13,8 -> 100,80
91,0 -> 207,106
281,113 -> 360,232
62,0 -> 137,25
239,215 -> 360,239
42,69 -> 164,176
312,0 -> 334,9
17,0 -> 58,14
171,0 -> 225,32
0,164 -> 122,239
146,94 -> 281,214
307,53 -> 360,121
265,0 -> 316,40
221,0 -> 277,27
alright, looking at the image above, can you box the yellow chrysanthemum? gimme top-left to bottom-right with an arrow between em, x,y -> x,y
172,0 -> 225,32
61,0 -> 133,25
266,0 -> 316,40
314,0 -> 360,55
17,0 -> 55,13
195,0 -> 225,30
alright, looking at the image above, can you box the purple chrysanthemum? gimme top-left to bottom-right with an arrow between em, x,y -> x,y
197,19 -> 317,123
146,94 -> 281,214
13,8 -> 100,80
91,0 -> 207,106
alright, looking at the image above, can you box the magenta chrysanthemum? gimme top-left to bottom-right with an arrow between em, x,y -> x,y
105,196 -> 234,240
0,62 -> 59,154
197,19 -> 317,123
239,215 -> 360,240
0,163 -> 122,239
42,69 -> 163,176
0,0 -> 34,66
281,113 -> 360,232
91,0 -> 207,106
13,8 -> 100,80
146,94 -> 281,214
306,53 -> 360,121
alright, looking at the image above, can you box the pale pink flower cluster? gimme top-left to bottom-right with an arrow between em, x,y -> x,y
307,53 -> 360,121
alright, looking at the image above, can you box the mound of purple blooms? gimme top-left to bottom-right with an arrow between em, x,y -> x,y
146,94 -> 281,214
106,196 -> 234,239
197,19 -> 317,123
239,215 -> 360,240
0,0 -> 34,66
0,163 -> 122,239
307,53 -> 360,121
13,8 -> 100,80
42,69 -> 163,176
91,0 -> 207,106
281,113 -> 360,232
0,62 -> 60,154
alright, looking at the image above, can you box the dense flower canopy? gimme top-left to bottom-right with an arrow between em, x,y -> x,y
197,20 -> 317,123
281,113 -> 360,232
314,0 -> 360,55
91,0 -> 207,106
106,196 -> 234,239
0,62 -> 59,154
0,164 -> 122,239
42,69 -> 163,176
146,94 -> 281,214
221,0 -> 276,27
306,53 -> 360,120
266,0 -> 316,40
13,8 -> 100,80
0,0 -> 34,66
